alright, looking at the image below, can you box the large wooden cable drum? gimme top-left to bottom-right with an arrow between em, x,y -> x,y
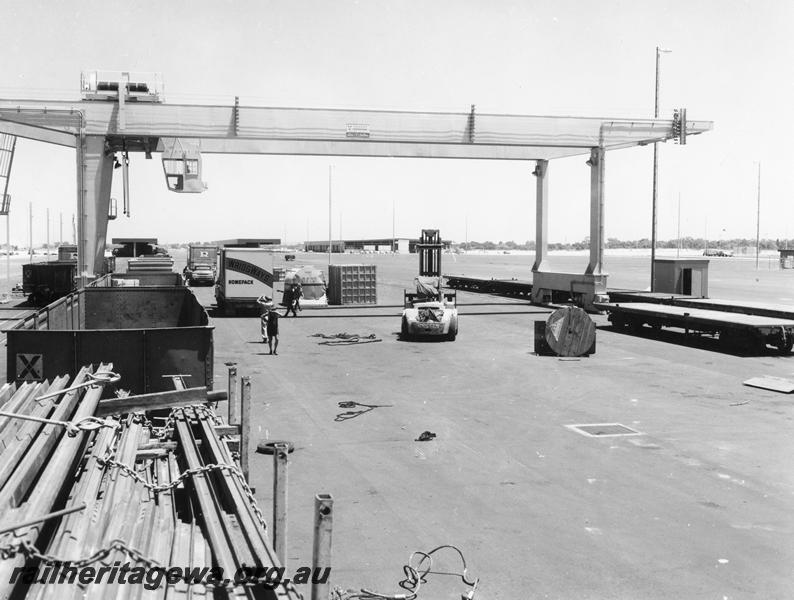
544,306 -> 596,357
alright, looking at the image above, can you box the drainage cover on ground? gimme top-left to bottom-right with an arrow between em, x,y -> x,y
565,423 -> 642,437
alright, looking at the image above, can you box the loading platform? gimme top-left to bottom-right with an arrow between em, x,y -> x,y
598,301 -> 794,353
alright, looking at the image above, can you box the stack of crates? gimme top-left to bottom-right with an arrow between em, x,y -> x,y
328,264 -> 377,305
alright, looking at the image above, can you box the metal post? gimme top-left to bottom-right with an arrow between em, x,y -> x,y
272,442 -> 289,566
311,494 -> 334,600
585,147 -> 605,275
464,214 -> 468,250
122,152 -> 130,218
76,124 -> 85,286
28,201 -> 32,264
651,46 -> 671,291
46,207 -> 50,260
676,193 -> 681,258
5,211 -> 9,283
240,375 -> 251,481
227,363 -> 238,425
60,212 -> 63,246
651,142 -> 658,289
756,162 -> 761,270
328,166 -> 332,266
532,159 -> 549,272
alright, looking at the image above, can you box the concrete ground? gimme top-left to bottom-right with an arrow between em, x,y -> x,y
195,253 -> 794,600
3,251 -> 793,598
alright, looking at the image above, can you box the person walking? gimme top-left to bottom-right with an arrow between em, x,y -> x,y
282,284 -> 294,317
293,281 -> 303,313
284,282 -> 302,317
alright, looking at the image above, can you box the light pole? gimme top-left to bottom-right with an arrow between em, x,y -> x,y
0,195 -> 9,282
755,162 -> 761,269
28,202 -> 33,264
650,45 -> 671,291
327,165 -> 332,267
676,192 -> 681,258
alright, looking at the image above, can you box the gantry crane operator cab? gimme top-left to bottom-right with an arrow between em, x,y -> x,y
161,138 -> 208,193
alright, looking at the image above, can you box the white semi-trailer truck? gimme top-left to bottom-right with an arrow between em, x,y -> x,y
215,247 -> 275,315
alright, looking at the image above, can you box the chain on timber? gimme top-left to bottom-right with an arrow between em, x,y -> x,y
0,401 -> 302,595
97,457 -> 267,532
1,538 -> 304,596
100,406 -> 268,532
153,403 -> 223,434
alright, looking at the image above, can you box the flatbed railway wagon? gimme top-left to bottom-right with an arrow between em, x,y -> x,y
599,302 -> 794,354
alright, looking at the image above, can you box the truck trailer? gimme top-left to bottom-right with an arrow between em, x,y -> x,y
215,247 -> 275,315
185,244 -> 219,286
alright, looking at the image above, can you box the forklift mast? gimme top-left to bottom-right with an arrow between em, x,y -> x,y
417,229 -> 442,277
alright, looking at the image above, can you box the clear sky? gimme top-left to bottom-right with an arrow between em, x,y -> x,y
1,0 -> 792,246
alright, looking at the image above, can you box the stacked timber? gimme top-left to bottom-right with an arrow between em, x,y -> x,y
0,365 -> 297,599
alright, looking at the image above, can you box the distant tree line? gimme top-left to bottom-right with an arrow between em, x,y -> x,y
144,238 -> 794,252
455,238 -> 794,251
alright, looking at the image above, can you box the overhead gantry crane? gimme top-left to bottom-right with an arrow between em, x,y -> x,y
0,71 -> 712,305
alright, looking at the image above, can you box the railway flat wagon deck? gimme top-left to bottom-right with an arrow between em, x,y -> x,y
444,275 -> 533,298
599,302 -> 794,353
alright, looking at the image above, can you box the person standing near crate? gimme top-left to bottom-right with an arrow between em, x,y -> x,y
257,295 -> 280,354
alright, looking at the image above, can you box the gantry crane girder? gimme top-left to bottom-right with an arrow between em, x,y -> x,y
0,96 -> 713,280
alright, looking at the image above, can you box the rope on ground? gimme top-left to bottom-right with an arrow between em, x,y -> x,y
332,544 -> 478,600
311,333 -> 383,346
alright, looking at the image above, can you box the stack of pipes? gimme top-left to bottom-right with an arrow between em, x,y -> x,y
0,365 -> 301,600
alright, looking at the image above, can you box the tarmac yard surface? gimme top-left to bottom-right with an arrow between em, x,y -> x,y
194,253 -> 794,600
1,252 -> 791,598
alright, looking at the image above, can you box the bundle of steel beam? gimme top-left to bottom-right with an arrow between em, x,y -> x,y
0,365 -> 300,600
